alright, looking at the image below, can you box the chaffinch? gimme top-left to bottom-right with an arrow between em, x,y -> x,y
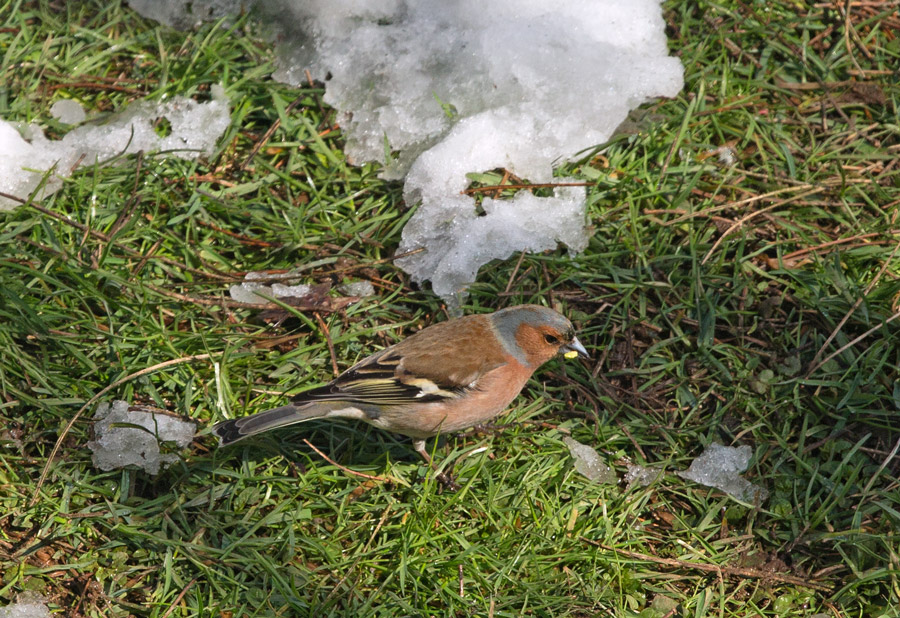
213,304 -> 588,483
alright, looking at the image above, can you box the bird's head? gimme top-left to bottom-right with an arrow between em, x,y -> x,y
490,304 -> 589,369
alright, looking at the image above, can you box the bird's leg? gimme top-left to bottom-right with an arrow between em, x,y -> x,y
413,439 -> 459,491
465,422 -> 503,436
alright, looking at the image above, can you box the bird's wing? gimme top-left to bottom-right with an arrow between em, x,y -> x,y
291,316 -> 509,406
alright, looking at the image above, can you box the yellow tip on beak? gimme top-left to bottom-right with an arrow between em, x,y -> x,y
560,336 -> 589,360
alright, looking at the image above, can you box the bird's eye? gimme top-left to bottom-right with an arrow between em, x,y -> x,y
544,334 -> 559,345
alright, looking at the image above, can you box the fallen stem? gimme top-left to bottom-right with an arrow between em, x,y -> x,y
581,538 -> 832,591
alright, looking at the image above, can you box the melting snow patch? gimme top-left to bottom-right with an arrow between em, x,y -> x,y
0,593 -> 51,618
88,400 -> 196,474
564,436 -> 615,484
338,280 -> 376,297
624,464 -> 663,490
677,442 -> 768,503
229,271 -> 313,304
0,85 -> 230,210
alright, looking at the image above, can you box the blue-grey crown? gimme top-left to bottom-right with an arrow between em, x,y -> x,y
490,305 -> 573,364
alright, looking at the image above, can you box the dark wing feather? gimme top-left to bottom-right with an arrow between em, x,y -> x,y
290,315 -> 509,407
290,348 -> 465,406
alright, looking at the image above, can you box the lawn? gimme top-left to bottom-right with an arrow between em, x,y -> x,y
2,0 -> 900,616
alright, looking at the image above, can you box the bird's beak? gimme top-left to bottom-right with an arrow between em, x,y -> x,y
561,337 -> 589,360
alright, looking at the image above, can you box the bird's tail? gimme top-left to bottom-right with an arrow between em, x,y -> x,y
212,404 -> 334,446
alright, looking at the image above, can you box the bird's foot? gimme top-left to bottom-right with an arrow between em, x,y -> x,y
461,422 -> 507,437
413,438 -> 462,491
435,470 -> 461,492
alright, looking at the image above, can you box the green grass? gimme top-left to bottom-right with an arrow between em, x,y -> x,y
2,0 -> 900,616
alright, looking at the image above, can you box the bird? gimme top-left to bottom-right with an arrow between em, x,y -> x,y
212,304 -> 589,484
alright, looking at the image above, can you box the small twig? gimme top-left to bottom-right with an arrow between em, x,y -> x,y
774,77 -> 857,91
806,240 -> 900,374
129,238 -> 163,281
847,68 -> 896,76
160,577 -> 198,618
616,420 -> 647,461
860,435 -> 900,496
840,0 -> 874,67
701,188 -> 822,264
657,130 -> 681,191
503,251 -> 528,294
108,151 -> 144,238
31,354 -> 213,506
241,95 -> 305,170
325,247 -> 425,274
781,232 -> 885,261
806,308 -> 900,376
321,556 -> 365,606
301,439 -> 389,483
492,169 -> 512,199
195,219 -> 284,248
142,283 -> 351,314
47,81 -> 146,95
582,539 -> 833,591
666,185 -> 817,225
462,181 -> 593,195
305,68 -> 332,130
694,95 -> 763,117
363,504 -> 393,552
315,312 -> 340,377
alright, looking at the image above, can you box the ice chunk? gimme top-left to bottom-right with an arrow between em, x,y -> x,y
228,282 -> 269,304
338,280 -> 376,297
0,593 -> 51,618
229,271 -> 312,304
127,0 -> 683,307
624,464 -> 663,490
88,400 -> 197,474
0,85 -> 230,210
397,185 -> 588,306
49,99 -> 86,125
564,436 -> 615,484
270,282 -> 313,298
677,442 -> 768,503
718,146 -> 737,166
